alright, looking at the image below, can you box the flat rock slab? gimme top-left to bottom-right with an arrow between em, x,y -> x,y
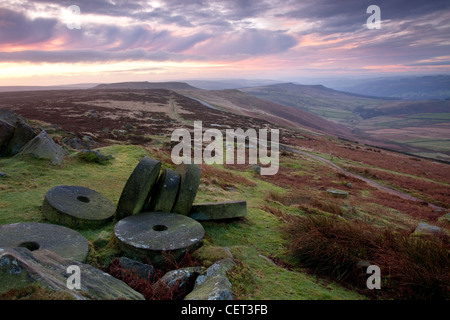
42,185 -> 116,229
0,247 -> 144,300
0,222 -> 89,262
172,164 -> 200,215
18,130 -> 67,165
189,201 -> 247,221
327,189 -> 349,198
147,168 -> 180,213
114,212 -> 205,266
116,156 -> 161,221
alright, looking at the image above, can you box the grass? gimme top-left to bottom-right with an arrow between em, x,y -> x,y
0,143 -> 365,300
284,214 -> 450,300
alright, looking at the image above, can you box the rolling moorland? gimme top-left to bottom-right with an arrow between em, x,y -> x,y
240,83 -> 450,162
0,84 -> 449,300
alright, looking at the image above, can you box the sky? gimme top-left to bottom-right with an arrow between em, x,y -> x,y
0,0 -> 449,86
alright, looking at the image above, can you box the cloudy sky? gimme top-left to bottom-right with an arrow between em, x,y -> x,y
0,0 -> 449,85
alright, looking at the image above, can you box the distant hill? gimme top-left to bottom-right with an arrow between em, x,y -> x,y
93,81 -> 199,90
177,88 -> 353,139
241,82 -> 450,161
184,79 -> 283,90
241,82 -> 391,125
331,75 -> 450,100
0,83 -> 98,92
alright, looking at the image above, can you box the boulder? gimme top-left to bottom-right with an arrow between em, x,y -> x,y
114,212 -> 205,266
6,120 -> 37,156
0,247 -> 145,300
117,257 -> 155,281
0,109 -> 20,126
153,266 -> 202,297
171,164 -> 200,216
18,130 -> 67,165
0,222 -> 89,262
189,201 -> 247,221
61,136 -> 89,150
115,156 -> 161,221
42,185 -> 116,229
147,168 -> 180,212
184,258 -> 236,300
0,120 -> 14,156
412,222 -> 442,236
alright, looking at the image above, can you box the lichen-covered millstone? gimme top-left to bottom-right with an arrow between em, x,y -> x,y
147,168 -> 181,212
42,185 -> 115,229
0,222 -> 89,262
114,212 -> 205,266
171,164 -> 200,216
189,201 -> 247,221
115,156 -> 161,221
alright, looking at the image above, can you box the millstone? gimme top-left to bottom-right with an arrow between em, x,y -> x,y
147,168 -> 180,212
42,185 -> 115,229
189,200 -> 247,221
0,222 -> 89,262
171,164 -> 200,215
114,212 -> 205,266
115,156 -> 161,221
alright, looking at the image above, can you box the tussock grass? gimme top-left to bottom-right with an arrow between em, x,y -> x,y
284,215 -> 450,299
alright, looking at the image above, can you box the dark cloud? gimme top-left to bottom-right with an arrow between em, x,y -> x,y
282,0 -> 450,34
30,0 -> 146,16
0,8 -> 57,45
1,0 -> 449,70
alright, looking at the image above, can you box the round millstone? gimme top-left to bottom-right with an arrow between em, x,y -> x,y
116,156 -> 161,221
42,185 -> 115,229
189,200 -> 247,221
147,168 -> 180,212
171,164 -> 200,216
0,222 -> 89,262
114,212 -> 205,266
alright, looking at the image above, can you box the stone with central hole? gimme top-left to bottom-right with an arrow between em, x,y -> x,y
42,185 -> 115,229
0,222 -> 89,261
115,156 -> 161,221
114,212 -> 205,266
